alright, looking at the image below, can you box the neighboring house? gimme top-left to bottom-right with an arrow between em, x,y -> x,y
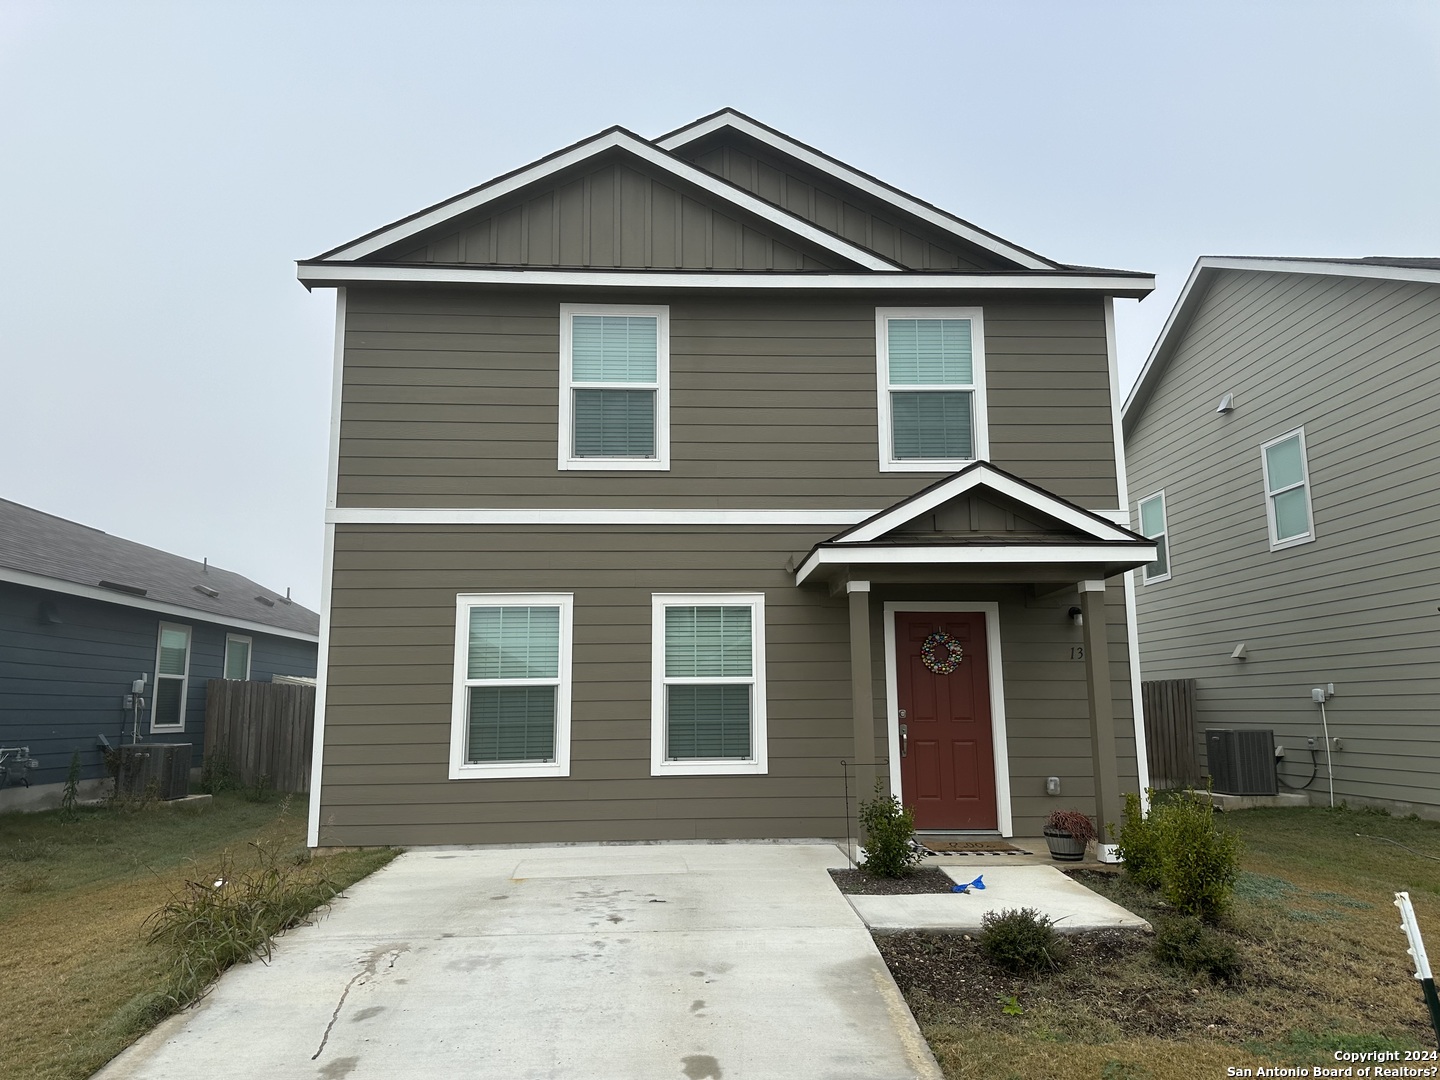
0,498 -> 320,808
1124,256 -> 1440,817
297,108 -> 1157,849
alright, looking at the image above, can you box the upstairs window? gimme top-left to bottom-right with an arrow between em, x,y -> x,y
449,594 -> 572,779
151,623 -> 191,732
559,305 -> 669,471
1137,491 -> 1170,583
1262,428 -> 1315,550
876,309 -> 988,472
651,594 -> 767,776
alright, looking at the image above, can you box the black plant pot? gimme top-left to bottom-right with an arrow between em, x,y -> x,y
1043,825 -> 1088,861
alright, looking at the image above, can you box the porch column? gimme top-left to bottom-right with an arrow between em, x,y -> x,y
846,581 -> 877,812
1079,579 -> 1122,841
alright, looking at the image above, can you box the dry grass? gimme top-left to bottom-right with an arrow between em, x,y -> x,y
0,794 -> 396,1080
899,805 -> 1440,1079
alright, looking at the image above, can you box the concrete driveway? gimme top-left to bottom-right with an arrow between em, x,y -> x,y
95,844 -> 941,1080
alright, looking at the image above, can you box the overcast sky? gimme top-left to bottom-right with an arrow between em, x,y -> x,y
3,1 -> 1438,609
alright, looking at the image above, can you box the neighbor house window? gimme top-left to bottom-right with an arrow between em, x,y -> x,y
1261,428 -> 1315,550
1137,491 -> 1171,583
651,593 -> 767,776
449,594 -> 572,779
559,304 -> 669,471
151,623 -> 191,732
224,634 -> 252,680
876,308 -> 988,471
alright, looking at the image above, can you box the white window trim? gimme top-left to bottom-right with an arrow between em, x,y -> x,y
875,307 -> 988,472
650,592 -> 768,777
1137,490 -> 1171,584
558,303 -> 670,471
448,593 -> 573,780
1261,427 -> 1316,551
150,621 -> 192,733
223,634 -> 253,681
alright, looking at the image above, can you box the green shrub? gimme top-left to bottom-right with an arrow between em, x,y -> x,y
1153,914 -> 1241,982
200,751 -> 237,796
1114,790 -> 1162,889
857,782 -> 921,878
980,907 -> 1068,974
1154,791 -> 1242,923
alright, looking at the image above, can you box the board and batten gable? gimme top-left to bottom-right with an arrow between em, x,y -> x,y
1125,266 -> 1440,814
337,288 -> 1120,510
672,130 -> 1011,271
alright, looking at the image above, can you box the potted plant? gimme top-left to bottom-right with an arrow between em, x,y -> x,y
1043,809 -> 1097,861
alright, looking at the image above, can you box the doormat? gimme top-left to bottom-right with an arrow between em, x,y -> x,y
922,840 -> 1032,856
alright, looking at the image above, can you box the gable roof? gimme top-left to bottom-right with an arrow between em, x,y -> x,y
656,108 -> 1059,272
299,110 -> 1154,297
311,126 -> 901,271
793,461 -> 1152,585
1123,256 -> 1440,435
0,498 -> 320,641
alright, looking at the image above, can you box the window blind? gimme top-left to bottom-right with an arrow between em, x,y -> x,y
888,319 -> 972,384
573,389 -> 655,458
571,315 -> 658,382
665,606 -> 752,677
468,606 -> 559,680
666,685 -> 751,759
468,686 -> 557,763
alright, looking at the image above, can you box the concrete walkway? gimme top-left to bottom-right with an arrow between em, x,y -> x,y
846,863 -> 1151,934
94,844 -> 942,1080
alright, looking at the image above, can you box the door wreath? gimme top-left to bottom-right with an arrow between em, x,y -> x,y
920,631 -> 963,674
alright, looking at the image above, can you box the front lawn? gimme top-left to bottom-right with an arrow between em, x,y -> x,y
880,806 -> 1440,1080
0,793 -> 396,1080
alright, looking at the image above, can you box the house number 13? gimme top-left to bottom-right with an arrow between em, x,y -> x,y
1070,646 -> 1085,660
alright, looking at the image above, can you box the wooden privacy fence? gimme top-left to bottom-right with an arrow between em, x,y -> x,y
1141,678 -> 1200,790
204,679 -> 315,793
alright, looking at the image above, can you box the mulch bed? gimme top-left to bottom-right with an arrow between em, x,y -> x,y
829,867 -> 959,895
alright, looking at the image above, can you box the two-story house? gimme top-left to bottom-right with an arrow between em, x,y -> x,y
297,109 -> 1157,849
1124,256 -> 1440,817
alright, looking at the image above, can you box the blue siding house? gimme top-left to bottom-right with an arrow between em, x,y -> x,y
0,499 -> 319,809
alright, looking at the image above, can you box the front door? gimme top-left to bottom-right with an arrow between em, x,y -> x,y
896,611 -> 997,831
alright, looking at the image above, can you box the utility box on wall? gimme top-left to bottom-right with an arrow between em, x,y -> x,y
1205,728 -> 1278,796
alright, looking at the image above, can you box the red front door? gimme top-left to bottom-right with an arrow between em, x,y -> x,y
896,611 -> 997,831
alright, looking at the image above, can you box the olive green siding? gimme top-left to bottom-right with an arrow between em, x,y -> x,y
676,132 -> 1008,271
389,161 -> 841,271
1126,269 -> 1440,814
337,288 -> 1119,509
318,524 -> 1136,846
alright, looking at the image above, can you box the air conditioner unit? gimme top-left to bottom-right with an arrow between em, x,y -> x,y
114,743 -> 192,801
1205,728 -> 1277,796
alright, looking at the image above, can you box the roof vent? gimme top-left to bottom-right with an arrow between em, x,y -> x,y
281,587 -> 293,604
255,595 -> 275,607
1216,393 -> 1235,414
98,580 -> 147,596
193,584 -> 219,598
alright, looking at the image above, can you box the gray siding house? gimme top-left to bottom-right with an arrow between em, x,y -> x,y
0,498 -> 319,808
298,109 -> 1157,849
1124,257 -> 1440,816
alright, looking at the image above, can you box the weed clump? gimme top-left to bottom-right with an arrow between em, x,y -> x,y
144,840 -> 342,1008
858,782 -> 921,878
1152,914 -> 1241,981
1114,790 -> 1162,888
979,907 -> 1068,974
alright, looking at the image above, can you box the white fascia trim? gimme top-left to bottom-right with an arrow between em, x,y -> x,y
0,566 -> 319,644
449,592 -> 574,780
297,263 -> 1155,295
882,601 -> 1012,836
795,542 -> 1157,586
322,130 -> 895,270
840,465 -> 1139,545
558,303 -> 670,471
1104,297 -> 1129,509
327,507 -> 876,527
1123,570 -> 1151,812
1122,258 -> 1208,427
326,290 -> 346,510
306,520 -> 335,847
656,112 -> 1054,272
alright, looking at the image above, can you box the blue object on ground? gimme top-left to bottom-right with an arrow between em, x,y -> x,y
951,875 -> 986,893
